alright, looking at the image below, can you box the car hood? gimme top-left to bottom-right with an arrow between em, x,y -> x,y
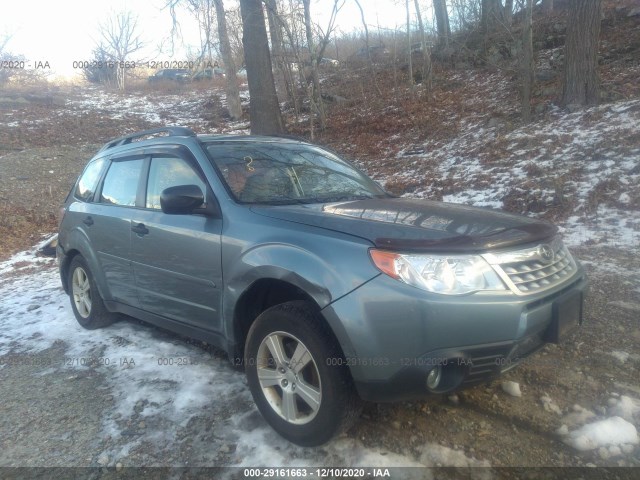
250,198 -> 557,253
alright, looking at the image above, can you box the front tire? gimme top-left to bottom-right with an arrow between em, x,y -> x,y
245,301 -> 362,446
68,256 -> 118,330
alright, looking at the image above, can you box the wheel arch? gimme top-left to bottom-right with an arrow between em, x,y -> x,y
59,248 -> 81,293
59,228 -> 111,301
230,278 -> 349,370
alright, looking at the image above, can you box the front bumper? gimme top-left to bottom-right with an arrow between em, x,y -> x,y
321,268 -> 587,402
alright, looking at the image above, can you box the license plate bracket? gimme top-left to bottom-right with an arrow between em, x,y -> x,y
546,290 -> 583,343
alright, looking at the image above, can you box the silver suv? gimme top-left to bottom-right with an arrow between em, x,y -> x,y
57,127 -> 587,446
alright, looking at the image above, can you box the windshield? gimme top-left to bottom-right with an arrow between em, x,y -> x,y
205,141 -> 388,204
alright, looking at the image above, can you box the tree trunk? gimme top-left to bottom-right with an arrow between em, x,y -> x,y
302,0 -> 325,132
213,0 -> 242,120
521,0 -> 533,122
542,0 -> 554,14
562,0 -> 602,107
264,0 -> 289,102
239,0 -> 284,134
504,0 -> 513,26
406,0 -> 414,91
354,0 -> 381,96
413,0 -> 432,94
433,0 -> 450,46
481,0 -> 503,32
265,0 -> 300,116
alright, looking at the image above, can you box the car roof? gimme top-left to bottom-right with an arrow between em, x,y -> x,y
96,127 -> 311,155
198,134 -> 308,144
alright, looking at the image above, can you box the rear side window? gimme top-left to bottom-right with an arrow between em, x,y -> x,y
146,156 -> 206,210
100,159 -> 144,206
74,158 -> 106,202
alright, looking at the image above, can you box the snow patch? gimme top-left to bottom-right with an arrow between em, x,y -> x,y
418,443 -> 491,468
562,417 -> 639,451
2,243 -> 475,467
560,405 -> 596,428
541,395 -> 562,415
502,381 -> 522,397
609,350 -> 630,364
607,396 -> 640,423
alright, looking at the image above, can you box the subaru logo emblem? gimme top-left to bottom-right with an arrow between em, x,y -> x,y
538,244 -> 554,264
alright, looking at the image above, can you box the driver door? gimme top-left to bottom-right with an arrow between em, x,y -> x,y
130,149 -> 223,332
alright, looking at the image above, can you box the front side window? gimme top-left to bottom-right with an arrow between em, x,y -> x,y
100,159 -> 144,206
146,156 -> 206,210
205,142 -> 387,204
75,157 -> 106,202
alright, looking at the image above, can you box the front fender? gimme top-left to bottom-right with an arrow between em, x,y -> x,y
222,240 -> 379,341
225,244 -> 341,307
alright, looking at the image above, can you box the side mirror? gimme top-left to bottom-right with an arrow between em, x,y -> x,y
160,184 -> 205,215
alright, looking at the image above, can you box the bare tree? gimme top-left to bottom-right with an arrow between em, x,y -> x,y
433,0 -> 451,47
0,33 -> 10,55
98,11 -> 143,91
542,0 -> 554,14
312,1 -> 343,63
481,0 -> 503,33
0,32 -> 16,85
264,0 -> 341,129
414,0 -> 432,94
562,0 -> 602,107
166,0 -> 242,119
302,0 -> 324,134
239,0 -> 284,134
504,0 -> 513,26
265,0 -> 309,111
354,0 -> 382,96
406,0 -> 414,91
264,0 -> 291,102
449,0 -> 475,32
213,0 -> 242,120
184,0 -> 217,66
83,46 -> 118,86
521,0 -> 533,122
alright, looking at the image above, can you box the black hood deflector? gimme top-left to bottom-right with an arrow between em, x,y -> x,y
252,198 -> 557,253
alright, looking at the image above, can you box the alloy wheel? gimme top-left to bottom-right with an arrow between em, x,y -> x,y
72,266 -> 92,318
256,331 -> 322,425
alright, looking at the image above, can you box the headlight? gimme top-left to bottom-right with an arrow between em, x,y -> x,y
369,249 -> 507,295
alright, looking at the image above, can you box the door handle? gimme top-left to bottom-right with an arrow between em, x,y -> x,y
131,223 -> 149,236
82,216 -> 94,226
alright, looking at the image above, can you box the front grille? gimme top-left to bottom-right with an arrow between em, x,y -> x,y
483,238 -> 577,296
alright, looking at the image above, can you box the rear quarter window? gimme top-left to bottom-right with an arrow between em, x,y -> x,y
74,157 -> 106,202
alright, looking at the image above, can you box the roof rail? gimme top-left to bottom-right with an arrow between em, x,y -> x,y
98,126 -> 197,153
268,133 -> 309,143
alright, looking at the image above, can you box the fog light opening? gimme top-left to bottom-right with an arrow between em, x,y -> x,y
426,365 -> 442,391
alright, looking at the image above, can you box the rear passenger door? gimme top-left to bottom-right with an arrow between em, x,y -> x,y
130,147 -> 224,332
89,155 -> 145,307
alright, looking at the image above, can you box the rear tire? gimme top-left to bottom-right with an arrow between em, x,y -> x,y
245,301 -> 362,446
68,256 -> 118,330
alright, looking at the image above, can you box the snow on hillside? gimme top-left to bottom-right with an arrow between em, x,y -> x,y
61,80 -> 640,255
65,86 -> 250,134
386,96 -> 640,252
